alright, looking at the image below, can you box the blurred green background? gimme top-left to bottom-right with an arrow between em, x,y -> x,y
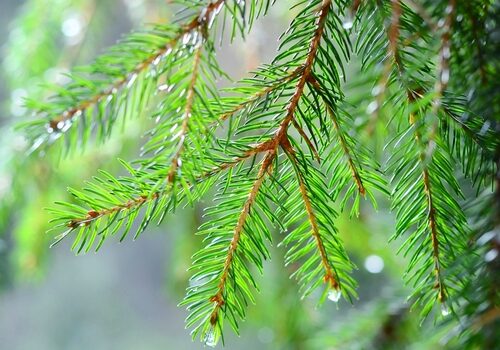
0,1 -> 449,349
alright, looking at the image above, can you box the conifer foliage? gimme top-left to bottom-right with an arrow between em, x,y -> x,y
19,0 -> 498,347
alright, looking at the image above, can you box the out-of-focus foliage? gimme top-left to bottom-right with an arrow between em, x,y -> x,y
1,0 -> 499,349
0,0 -> 170,281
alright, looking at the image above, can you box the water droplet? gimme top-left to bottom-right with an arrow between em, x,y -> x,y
152,55 -> 162,66
366,101 -> 379,114
371,84 -> 383,97
442,46 -> 451,59
477,230 -> 497,246
126,73 -> 138,88
485,249 -> 498,262
342,20 -> 353,30
29,137 -> 45,154
158,84 -> 172,92
182,34 -> 191,45
441,69 -> 450,85
204,328 -> 217,348
441,303 -> 450,316
170,123 -> 178,133
172,130 -> 183,140
327,288 -> 341,302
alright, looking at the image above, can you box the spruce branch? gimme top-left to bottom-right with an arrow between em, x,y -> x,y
388,87 -> 469,317
281,137 -> 342,295
218,66 -> 304,122
207,148 -> 276,326
432,0 -> 455,111
166,45 -> 203,184
408,95 -> 445,303
49,0 -> 224,129
183,1 -> 341,345
309,77 -> 365,196
14,0 -> 499,347
366,0 -> 402,133
23,0 -> 228,152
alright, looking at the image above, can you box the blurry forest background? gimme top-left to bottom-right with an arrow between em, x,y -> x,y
0,1 -> 453,349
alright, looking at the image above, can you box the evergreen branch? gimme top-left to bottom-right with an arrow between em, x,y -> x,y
356,2 -> 474,306
389,89 -> 469,316
48,0 -> 225,128
422,167 -> 444,298
309,77 -> 365,195
356,1 -> 496,189
325,102 -> 365,195
277,136 -> 356,301
63,192 -> 158,231
432,0 -> 455,111
183,1 -> 336,345
51,138 -> 273,244
207,149 -> 276,326
23,0 -> 228,153
408,91 -> 446,303
219,66 -> 303,122
366,0 -> 401,133
167,46 -> 203,183
12,0 -> 499,347
306,76 -> 388,215
274,0 -> 332,143
49,55 -> 312,244
281,138 -> 340,293
197,0 -> 333,320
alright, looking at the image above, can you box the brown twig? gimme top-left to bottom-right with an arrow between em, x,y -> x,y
67,192 -> 159,229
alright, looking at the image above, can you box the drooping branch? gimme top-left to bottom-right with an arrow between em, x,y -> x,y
408,90 -> 445,303
208,149 -> 276,324
47,0 -> 226,130
167,46 -> 203,183
65,192 -> 159,230
433,0 -> 455,110
208,0 -> 332,324
367,0 -> 401,132
281,137 -> 340,291
308,76 -> 366,195
219,66 -> 303,122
